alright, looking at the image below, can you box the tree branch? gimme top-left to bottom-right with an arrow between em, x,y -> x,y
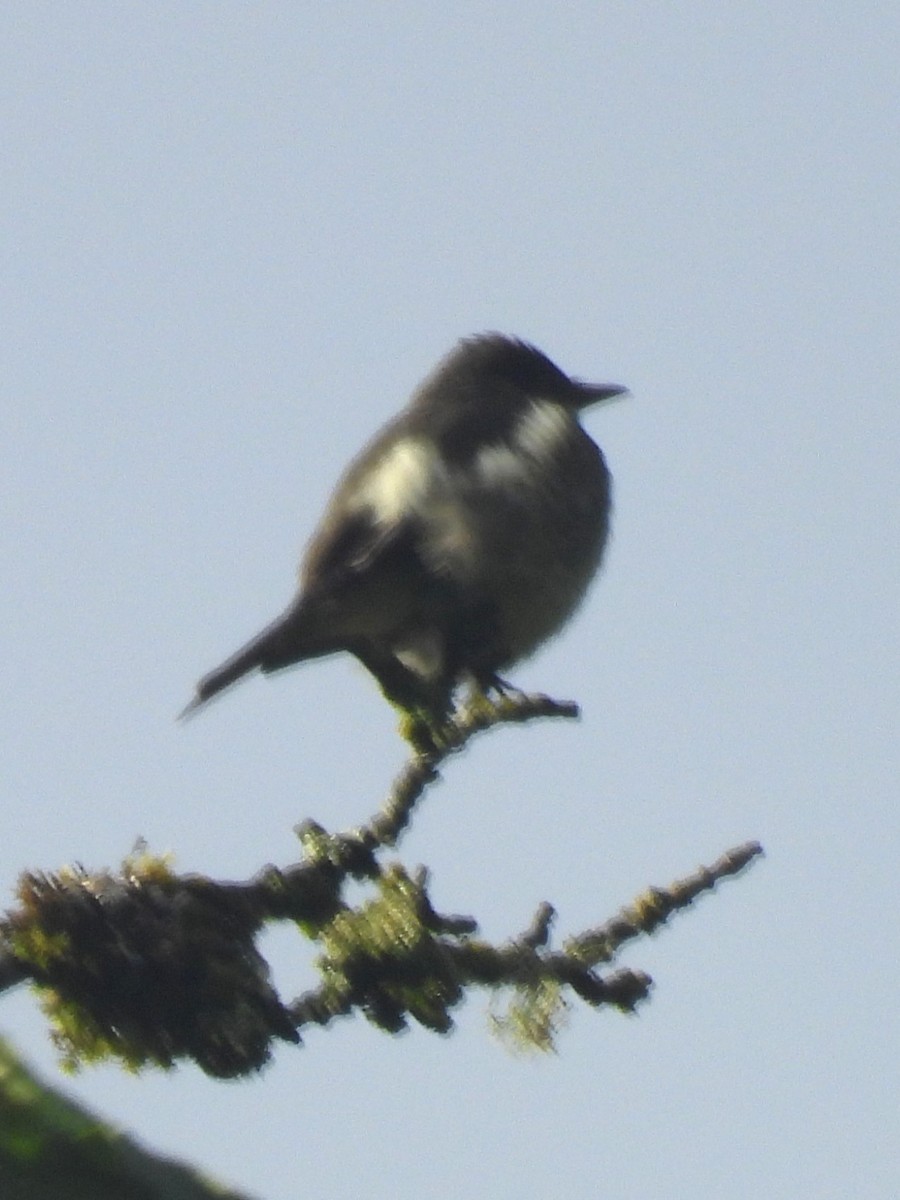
0,693 -> 763,1077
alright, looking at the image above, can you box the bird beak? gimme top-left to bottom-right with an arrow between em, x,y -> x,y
573,381 -> 630,409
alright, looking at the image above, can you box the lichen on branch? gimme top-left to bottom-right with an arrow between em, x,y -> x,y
0,691 -> 763,1078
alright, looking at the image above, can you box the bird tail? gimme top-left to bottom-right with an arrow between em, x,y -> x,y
179,599 -> 329,718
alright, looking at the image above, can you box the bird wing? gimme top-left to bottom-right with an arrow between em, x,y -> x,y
301,506 -> 422,595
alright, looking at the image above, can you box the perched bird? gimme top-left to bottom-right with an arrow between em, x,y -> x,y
182,334 -> 626,733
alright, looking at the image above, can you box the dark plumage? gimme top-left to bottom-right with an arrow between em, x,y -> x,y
182,334 -> 626,727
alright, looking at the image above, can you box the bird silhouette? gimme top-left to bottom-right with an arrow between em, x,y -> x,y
182,334 -> 626,732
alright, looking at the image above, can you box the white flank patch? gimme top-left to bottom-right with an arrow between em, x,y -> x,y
474,441 -> 524,485
355,437 -> 437,525
474,400 -> 572,485
514,399 -> 572,458
353,435 -> 477,577
394,629 -> 444,681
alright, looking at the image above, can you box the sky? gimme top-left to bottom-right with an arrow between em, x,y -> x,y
2,4 -> 898,1198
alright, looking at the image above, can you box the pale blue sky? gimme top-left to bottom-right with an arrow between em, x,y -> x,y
2,5 -> 898,1198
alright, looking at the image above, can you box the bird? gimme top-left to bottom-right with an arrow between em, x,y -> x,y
182,333 -> 627,738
